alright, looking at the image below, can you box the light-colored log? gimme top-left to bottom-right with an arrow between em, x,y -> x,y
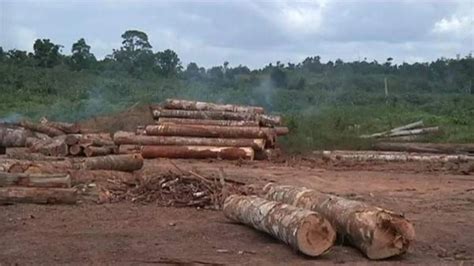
40,118 -> 80,134
387,127 -> 439,138
374,142 -> 474,154
360,121 -> 424,138
223,195 -> 336,257
81,154 -> 144,172
65,133 -> 112,145
0,126 -> 32,147
162,99 -> 265,113
0,187 -> 76,204
157,118 -> 260,127
114,131 -> 266,151
320,150 -> 474,163
141,146 -> 254,160
264,184 -> 415,260
0,172 -> 71,188
20,120 -> 64,137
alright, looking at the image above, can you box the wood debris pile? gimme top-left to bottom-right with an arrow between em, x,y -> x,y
360,120 -> 439,141
114,99 -> 289,160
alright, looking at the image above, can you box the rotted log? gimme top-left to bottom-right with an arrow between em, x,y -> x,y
162,99 -> 265,113
223,195 -> 336,257
20,120 -> 64,137
157,118 -> 260,127
0,172 -> 71,188
84,146 -> 117,157
0,126 -> 32,147
40,118 -> 80,134
118,144 -> 142,154
264,184 -> 415,260
114,131 -> 266,151
0,187 -> 77,204
81,154 -> 144,172
145,124 -> 276,145
141,146 -> 254,160
69,170 -> 137,185
374,142 -> 474,155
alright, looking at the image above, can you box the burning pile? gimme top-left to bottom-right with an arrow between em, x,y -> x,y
114,99 -> 289,160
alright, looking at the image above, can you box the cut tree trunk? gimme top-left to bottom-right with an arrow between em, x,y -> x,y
84,146 -> 116,157
150,108 -> 282,127
81,154 -> 144,172
264,184 -> 415,260
114,131 -> 266,150
0,172 -> 71,188
65,133 -> 112,145
223,195 -> 336,257
37,136 -> 68,157
374,142 -> 474,154
20,120 -> 65,137
40,118 -> 80,134
157,118 -> 260,127
69,170 -> 137,185
118,145 -> 142,154
69,144 -> 83,156
145,124 -> 276,144
0,126 -> 32,147
141,145 -> 254,160
162,99 -> 265,113
0,187 -> 77,204
320,150 -> 474,163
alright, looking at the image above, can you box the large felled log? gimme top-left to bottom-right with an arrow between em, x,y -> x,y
274,127 -> 289,136
142,146 -> 254,160
114,131 -> 266,151
374,142 -> 474,154
145,124 -> 276,144
65,133 -> 112,145
157,118 -> 260,127
387,127 -> 439,138
360,121 -> 424,138
264,184 -> 415,260
7,160 -> 74,174
118,145 -> 142,154
81,154 -> 143,172
38,136 -> 68,157
84,146 -> 116,157
321,150 -> 474,163
162,99 -> 265,114
150,108 -> 282,127
20,120 -> 64,137
0,126 -> 32,147
40,118 -> 80,134
0,172 -> 71,188
223,195 -> 336,257
0,187 -> 76,204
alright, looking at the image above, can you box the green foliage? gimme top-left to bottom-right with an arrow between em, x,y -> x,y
70,38 -> 96,70
33,39 -> 62,68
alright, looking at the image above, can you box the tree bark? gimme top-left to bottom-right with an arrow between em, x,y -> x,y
145,124 -> 276,144
162,99 -> 265,113
223,195 -> 336,257
157,117 -> 260,127
321,150 -> 474,163
118,144 -> 142,154
37,136 -> 68,157
20,120 -> 65,137
141,146 -> 254,160
0,126 -> 32,147
40,118 -> 80,134
84,146 -> 116,157
374,142 -> 474,154
263,184 -> 415,260
0,172 -> 71,188
0,187 -> 77,204
81,154 -> 144,172
114,131 -> 266,151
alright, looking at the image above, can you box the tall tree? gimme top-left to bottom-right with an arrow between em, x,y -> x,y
155,49 -> 181,76
33,39 -> 62,67
70,38 -> 96,70
113,30 -> 154,74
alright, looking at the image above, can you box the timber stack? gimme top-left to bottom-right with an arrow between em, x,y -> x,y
114,99 -> 289,160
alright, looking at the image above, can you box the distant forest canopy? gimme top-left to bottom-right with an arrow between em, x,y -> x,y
1,29 -> 473,148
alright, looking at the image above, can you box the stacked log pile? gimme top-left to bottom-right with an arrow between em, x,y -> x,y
114,99 -> 289,160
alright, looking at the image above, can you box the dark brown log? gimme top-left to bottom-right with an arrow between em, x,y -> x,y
162,99 -> 265,114
0,146 -> 5,155
0,126 -> 32,147
145,124 -> 276,144
20,120 -> 64,137
264,184 -> 415,260
82,154 -> 144,172
0,187 -> 77,204
118,144 -> 142,154
40,118 -> 80,134
69,170 -> 137,185
69,144 -> 83,156
157,118 -> 260,127
150,108 -> 282,126
114,131 -> 266,150
0,172 -> 71,188
142,146 -> 254,160
84,146 -> 116,157
223,195 -> 336,257
374,142 -> 474,154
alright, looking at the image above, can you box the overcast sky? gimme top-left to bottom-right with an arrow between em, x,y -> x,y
0,0 -> 472,68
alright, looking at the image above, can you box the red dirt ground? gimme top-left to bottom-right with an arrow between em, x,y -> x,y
1,158 -> 473,265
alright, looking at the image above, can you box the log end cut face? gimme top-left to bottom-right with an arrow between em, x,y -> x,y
297,214 -> 337,257
359,210 -> 416,260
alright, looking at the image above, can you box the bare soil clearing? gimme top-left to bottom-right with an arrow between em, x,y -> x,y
1,158 -> 473,265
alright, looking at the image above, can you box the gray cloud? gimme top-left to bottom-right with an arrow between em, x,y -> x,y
0,0 -> 472,68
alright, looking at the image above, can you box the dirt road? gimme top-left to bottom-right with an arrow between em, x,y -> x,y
1,158 -> 473,264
